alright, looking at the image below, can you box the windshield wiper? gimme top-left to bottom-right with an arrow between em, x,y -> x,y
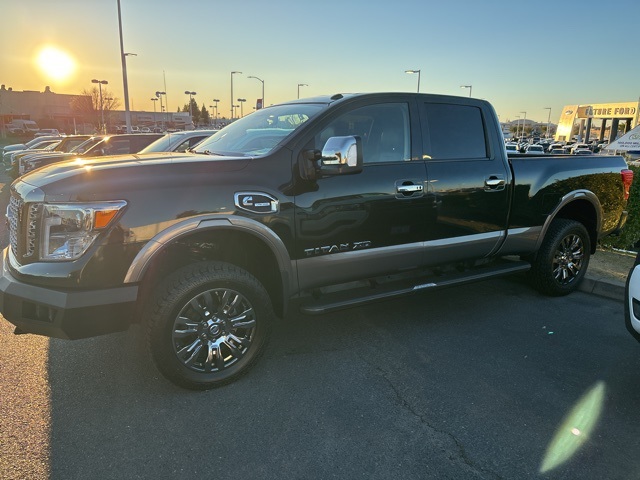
200,150 -> 226,156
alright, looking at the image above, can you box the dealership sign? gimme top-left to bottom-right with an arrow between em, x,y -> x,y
605,125 -> 640,151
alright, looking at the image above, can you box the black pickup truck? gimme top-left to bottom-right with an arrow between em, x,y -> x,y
0,93 -> 633,389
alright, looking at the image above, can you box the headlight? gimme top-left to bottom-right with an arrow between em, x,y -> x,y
23,160 -> 40,173
40,201 -> 127,261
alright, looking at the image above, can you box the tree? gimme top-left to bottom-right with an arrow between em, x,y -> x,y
199,104 -> 210,126
70,87 -> 120,129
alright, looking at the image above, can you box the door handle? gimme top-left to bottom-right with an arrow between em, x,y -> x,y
485,176 -> 505,191
397,184 -> 424,193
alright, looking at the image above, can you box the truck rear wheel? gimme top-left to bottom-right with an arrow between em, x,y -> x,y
145,261 -> 273,390
530,219 -> 591,296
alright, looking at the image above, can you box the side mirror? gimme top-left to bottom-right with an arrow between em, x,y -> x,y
319,136 -> 363,175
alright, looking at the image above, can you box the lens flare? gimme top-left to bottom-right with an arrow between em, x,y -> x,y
539,381 -> 606,473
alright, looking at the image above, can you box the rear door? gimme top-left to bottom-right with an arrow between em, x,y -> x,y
419,98 -> 511,265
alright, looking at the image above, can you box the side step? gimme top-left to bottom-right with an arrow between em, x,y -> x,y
299,260 -> 531,315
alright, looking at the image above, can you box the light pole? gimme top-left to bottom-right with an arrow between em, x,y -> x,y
212,98 -> 220,127
460,85 -> 472,97
520,111 -> 527,139
104,97 -> 113,131
91,79 -> 108,133
297,83 -> 308,99
155,91 -> 166,130
184,90 -> 196,124
150,97 -> 158,126
237,98 -> 246,118
515,116 -> 521,139
544,107 -> 552,139
405,69 -> 421,93
247,75 -> 265,109
231,71 -> 241,120
116,0 -> 134,133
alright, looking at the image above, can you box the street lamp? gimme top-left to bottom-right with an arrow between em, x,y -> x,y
116,0 -> 135,133
544,107 -> 552,139
150,97 -> 158,126
297,83 -> 308,99
405,69 -> 421,93
247,75 -> 265,109
237,98 -> 246,118
91,79 -> 108,133
212,98 -> 220,127
231,71 -> 242,120
155,91 -> 166,130
460,85 -> 472,97
184,90 -> 196,123
520,111 -> 527,139
515,115 -> 521,139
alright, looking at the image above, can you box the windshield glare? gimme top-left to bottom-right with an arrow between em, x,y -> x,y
193,103 -> 323,156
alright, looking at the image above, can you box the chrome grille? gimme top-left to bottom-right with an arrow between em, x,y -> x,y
8,193 -> 40,260
8,194 -> 22,257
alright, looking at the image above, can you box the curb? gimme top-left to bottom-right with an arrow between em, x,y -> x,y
579,276 -> 625,302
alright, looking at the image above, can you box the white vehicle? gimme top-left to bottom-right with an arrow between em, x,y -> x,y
570,143 -> 591,154
625,251 -> 640,343
524,144 -> 545,154
505,142 -> 520,154
34,128 -> 60,137
6,119 -> 39,134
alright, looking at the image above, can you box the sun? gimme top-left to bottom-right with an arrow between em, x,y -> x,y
36,46 -> 76,82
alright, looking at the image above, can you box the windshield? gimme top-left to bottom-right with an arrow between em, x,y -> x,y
192,103 -> 324,156
138,131 -> 217,154
71,137 -> 103,154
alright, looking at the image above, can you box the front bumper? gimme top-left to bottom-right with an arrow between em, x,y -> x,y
0,249 -> 138,339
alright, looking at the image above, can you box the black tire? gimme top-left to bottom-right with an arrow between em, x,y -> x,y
530,219 -> 591,296
145,261 -> 273,390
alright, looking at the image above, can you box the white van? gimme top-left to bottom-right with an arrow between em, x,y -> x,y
7,119 -> 39,134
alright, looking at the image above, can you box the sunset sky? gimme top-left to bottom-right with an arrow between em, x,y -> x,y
1,0 -> 639,123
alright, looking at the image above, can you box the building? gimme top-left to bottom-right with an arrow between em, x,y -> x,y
0,84 -> 197,136
0,84 -> 91,135
555,101 -> 640,143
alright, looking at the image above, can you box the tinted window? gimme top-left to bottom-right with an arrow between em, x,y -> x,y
316,103 -> 410,164
424,103 -> 487,160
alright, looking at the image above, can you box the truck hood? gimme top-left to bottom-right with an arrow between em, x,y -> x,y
18,152 -> 253,200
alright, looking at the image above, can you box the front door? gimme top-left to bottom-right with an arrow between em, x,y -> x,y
293,97 -> 430,291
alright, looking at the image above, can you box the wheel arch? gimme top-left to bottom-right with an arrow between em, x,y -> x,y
125,215 -> 294,318
537,190 -> 601,254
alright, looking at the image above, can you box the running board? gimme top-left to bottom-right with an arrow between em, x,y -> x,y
299,260 -> 531,315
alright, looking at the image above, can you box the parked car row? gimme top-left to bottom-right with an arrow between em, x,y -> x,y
3,129 -> 219,179
505,138 -> 610,155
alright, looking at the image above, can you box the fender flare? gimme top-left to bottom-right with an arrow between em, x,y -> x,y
123,214 -> 294,298
535,189 -> 602,251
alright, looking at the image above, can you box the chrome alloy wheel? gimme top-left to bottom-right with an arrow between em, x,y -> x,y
552,233 -> 585,285
172,288 -> 257,373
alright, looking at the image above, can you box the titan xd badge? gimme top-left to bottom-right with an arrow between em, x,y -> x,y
234,192 -> 279,214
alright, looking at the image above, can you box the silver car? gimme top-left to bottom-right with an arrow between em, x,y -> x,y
138,129 -> 218,154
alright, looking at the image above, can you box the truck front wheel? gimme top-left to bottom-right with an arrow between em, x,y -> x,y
145,261 -> 273,390
530,218 -> 591,296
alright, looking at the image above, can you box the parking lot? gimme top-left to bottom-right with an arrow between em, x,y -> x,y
1,151 -> 639,479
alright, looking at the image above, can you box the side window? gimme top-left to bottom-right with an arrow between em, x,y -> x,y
107,139 -> 131,155
424,103 -> 487,160
173,138 -> 193,153
315,103 -> 411,164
